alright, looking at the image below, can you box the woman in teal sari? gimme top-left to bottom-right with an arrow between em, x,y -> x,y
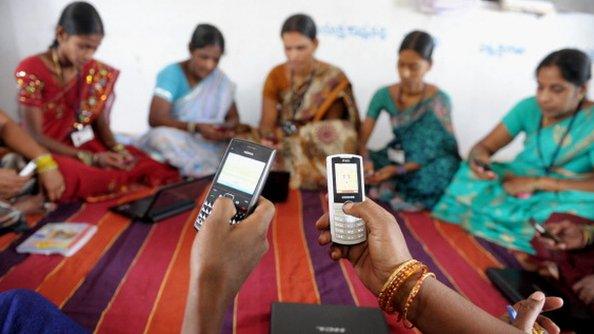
433,49 -> 594,253
136,24 -> 238,177
360,31 -> 460,211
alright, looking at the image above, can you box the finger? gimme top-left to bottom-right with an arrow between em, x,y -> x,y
315,213 -> 330,231
329,246 -> 343,261
209,196 -> 237,225
573,280 -> 585,292
342,199 -> 386,230
318,230 -> 331,245
512,291 -> 546,332
541,296 -> 563,312
241,197 -> 275,235
536,315 -> 560,334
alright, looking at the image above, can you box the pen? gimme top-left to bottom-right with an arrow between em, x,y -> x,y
506,304 -> 517,323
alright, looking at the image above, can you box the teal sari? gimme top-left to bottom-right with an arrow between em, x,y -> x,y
432,97 -> 594,253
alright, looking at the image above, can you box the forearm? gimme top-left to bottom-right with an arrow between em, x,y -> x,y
468,143 -> 493,160
358,118 -> 375,157
1,120 -> 48,159
537,176 -> 594,192
34,133 -> 80,157
408,278 -> 522,334
149,115 -> 188,131
182,271 -> 233,334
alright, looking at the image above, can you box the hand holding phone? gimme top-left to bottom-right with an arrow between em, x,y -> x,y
327,154 -> 366,245
194,139 -> 276,230
19,161 -> 37,177
530,219 -> 561,244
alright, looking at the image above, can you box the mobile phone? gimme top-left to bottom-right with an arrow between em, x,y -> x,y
529,219 -> 561,243
472,159 -> 492,172
194,139 -> 276,230
19,161 -> 37,177
326,154 -> 366,245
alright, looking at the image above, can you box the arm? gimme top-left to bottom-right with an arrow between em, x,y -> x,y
224,102 -> 240,127
536,175 -> 594,192
259,96 -> 279,137
20,105 -> 80,157
469,123 -> 514,179
359,118 -> 376,157
0,111 -> 47,159
95,110 -> 118,149
148,96 -> 187,130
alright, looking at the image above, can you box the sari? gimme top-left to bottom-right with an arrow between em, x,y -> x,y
15,55 -> 179,202
366,87 -> 460,211
263,61 -> 360,189
135,64 -> 235,177
433,97 -> 594,253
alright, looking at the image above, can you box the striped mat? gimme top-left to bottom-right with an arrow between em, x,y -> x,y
0,184 -> 521,333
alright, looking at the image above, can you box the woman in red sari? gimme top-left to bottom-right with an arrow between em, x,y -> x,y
15,1 -> 178,202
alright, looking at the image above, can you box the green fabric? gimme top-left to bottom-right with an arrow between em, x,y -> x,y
367,87 -> 460,210
432,97 -> 594,253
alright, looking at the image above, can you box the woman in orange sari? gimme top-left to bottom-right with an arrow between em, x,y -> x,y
15,1 -> 178,202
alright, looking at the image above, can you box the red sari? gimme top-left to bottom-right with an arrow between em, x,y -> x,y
15,55 -> 179,202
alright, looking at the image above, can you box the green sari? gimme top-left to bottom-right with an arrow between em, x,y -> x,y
432,97 -> 594,253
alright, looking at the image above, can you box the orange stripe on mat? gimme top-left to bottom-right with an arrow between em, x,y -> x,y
273,189 -> 320,303
36,212 -> 131,307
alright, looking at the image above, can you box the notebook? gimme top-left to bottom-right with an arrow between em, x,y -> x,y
270,302 -> 389,334
17,222 -> 97,257
111,176 -> 210,223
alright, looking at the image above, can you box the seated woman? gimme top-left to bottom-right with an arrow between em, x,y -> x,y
15,2 -> 178,201
433,48 -> 594,253
135,24 -> 238,177
259,13 -> 359,189
360,31 -> 460,212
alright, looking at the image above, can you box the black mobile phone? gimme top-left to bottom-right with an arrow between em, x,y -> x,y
473,159 -> 492,172
529,219 -> 561,244
194,139 -> 276,230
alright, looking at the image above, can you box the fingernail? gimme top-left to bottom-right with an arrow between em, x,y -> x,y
529,291 -> 545,301
342,201 -> 353,212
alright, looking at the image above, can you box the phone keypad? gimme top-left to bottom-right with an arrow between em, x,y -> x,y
194,197 -> 247,230
331,204 -> 365,242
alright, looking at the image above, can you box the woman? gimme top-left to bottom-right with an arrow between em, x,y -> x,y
136,24 -> 239,177
260,13 -> 360,189
15,2 -> 178,201
360,31 -> 460,212
433,48 -> 594,253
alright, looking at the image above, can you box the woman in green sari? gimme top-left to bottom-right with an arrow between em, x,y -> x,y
433,49 -> 594,253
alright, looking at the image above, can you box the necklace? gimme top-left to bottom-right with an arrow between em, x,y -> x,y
51,48 -> 65,84
536,100 -> 583,174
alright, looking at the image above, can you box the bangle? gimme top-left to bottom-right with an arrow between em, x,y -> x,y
378,260 -> 426,313
111,143 -> 125,153
34,154 -> 58,173
76,151 -> 94,165
400,272 -> 435,328
187,122 -> 197,134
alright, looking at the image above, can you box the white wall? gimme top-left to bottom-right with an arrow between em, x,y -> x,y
1,0 -> 593,159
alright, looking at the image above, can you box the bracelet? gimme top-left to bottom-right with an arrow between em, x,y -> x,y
400,272 -> 435,328
34,154 -> 58,173
76,151 -> 94,166
378,260 -> 426,313
187,122 -> 197,134
111,143 -> 126,153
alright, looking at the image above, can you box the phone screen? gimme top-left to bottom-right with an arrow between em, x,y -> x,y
335,163 -> 360,194
217,152 -> 266,195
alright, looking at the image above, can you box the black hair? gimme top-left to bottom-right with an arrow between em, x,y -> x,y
280,13 -> 317,40
399,30 -> 434,62
536,48 -> 592,86
189,24 -> 225,53
51,1 -> 104,48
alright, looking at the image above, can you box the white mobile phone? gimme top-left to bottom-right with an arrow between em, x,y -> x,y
19,161 -> 37,177
326,154 -> 366,245
194,139 -> 276,230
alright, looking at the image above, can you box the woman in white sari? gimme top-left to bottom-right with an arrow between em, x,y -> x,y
136,24 -> 239,177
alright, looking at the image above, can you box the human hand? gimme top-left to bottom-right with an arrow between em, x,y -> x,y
38,168 -> 65,202
469,157 -> 496,180
93,151 -> 130,170
363,159 -> 374,176
573,275 -> 594,305
503,175 -> 538,196
191,196 -> 275,299
0,168 -> 31,199
196,124 -> 230,141
316,198 -> 412,295
509,291 -> 563,334
365,165 -> 397,185
538,220 -> 586,251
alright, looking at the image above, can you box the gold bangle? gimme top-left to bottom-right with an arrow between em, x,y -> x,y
400,272 -> 435,328
76,151 -> 94,166
378,260 -> 426,313
187,122 -> 197,134
34,154 -> 58,173
111,143 -> 125,153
